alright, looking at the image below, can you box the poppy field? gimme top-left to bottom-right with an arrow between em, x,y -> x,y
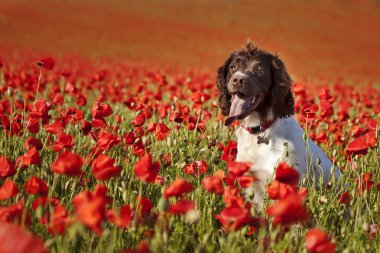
0,53 -> 379,253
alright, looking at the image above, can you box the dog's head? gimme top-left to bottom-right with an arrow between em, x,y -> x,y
216,42 -> 294,126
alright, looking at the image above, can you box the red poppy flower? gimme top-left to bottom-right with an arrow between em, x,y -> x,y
137,197 -> 154,216
37,57 -> 55,70
76,197 -> 106,235
132,140 -> 145,157
73,184 -> 111,209
292,83 -> 306,96
275,162 -> 300,186
155,123 -> 171,141
124,98 -> 138,110
237,175 -> 255,188
134,126 -> 145,137
317,88 -> 333,100
73,184 -> 110,235
168,200 -> 196,215
202,176 -> 224,195
48,204 -> 69,236
75,93 -> 86,106
215,206 -> 250,233
92,154 -> 121,181
0,221 -> 47,253
364,130 -> 377,148
0,156 -> 16,178
169,111 -> 184,123
44,118 -> 65,134
319,101 -> 334,118
162,153 -> 172,167
134,153 -> 160,183
52,93 -> 64,105
305,228 -> 336,253
51,151 -> 83,176
24,137 -> 43,150
0,179 -> 19,200
183,160 -> 208,176
227,161 -> 251,178
124,132 -> 135,145
25,116 -> 40,134
346,136 -> 369,156
339,191 -> 350,204
19,147 -> 41,167
29,99 -> 49,119
24,176 -> 48,196
91,101 -> 113,118
107,205 -> 133,228
266,179 -> 297,200
147,122 -> 157,132
223,186 -> 246,208
302,104 -> 319,119
315,132 -> 328,144
81,120 -> 92,135
164,178 -> 194,199
221,141 -> 238,162
97,130 -> 121,151
92,117 -> 107,129
0,200 -> 30,226
266,194 -> 308,225
131,114 -> 145,127
155,175 -> 165,185
52,133 -> 74,152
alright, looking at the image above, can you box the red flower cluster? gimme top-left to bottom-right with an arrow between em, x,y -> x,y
266,163 -> 308,225
183,160 -> 208,176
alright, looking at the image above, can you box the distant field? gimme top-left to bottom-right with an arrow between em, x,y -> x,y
1,0 -> 380,83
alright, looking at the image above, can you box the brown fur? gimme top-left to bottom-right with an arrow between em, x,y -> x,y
216,42 -> 294,118
216,55 -> 233,116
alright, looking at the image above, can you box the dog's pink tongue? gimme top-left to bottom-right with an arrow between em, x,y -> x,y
225,94 -> 251,126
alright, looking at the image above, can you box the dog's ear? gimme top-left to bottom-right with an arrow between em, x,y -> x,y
216,54 -> 234,116
270,55 -> 294,117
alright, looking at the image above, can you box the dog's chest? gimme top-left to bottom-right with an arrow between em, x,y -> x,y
236,128 -> 288,175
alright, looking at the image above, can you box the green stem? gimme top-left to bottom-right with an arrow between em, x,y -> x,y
35,67 -> 42,101
132,180 -> 143,230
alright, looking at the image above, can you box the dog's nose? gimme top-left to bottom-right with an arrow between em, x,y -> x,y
231,76 -> 246,88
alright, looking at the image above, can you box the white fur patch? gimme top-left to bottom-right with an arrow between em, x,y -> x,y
235,111 -> 341,209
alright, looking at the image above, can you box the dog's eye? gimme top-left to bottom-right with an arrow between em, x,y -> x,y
255,66 -> 264,76
230,65 -> 237,71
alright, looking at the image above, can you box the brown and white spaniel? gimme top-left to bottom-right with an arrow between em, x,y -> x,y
216,42 -> 341,209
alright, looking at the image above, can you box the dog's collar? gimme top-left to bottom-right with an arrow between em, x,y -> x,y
241,118 -> 277,134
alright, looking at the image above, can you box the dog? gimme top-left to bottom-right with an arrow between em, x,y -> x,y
216,42 -> 342,209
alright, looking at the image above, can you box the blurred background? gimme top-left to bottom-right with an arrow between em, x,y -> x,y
1,0 -> 380,83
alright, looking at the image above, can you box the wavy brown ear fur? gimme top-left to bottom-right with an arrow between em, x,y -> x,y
216,54 -> 233,116
270,55 -> 294,118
